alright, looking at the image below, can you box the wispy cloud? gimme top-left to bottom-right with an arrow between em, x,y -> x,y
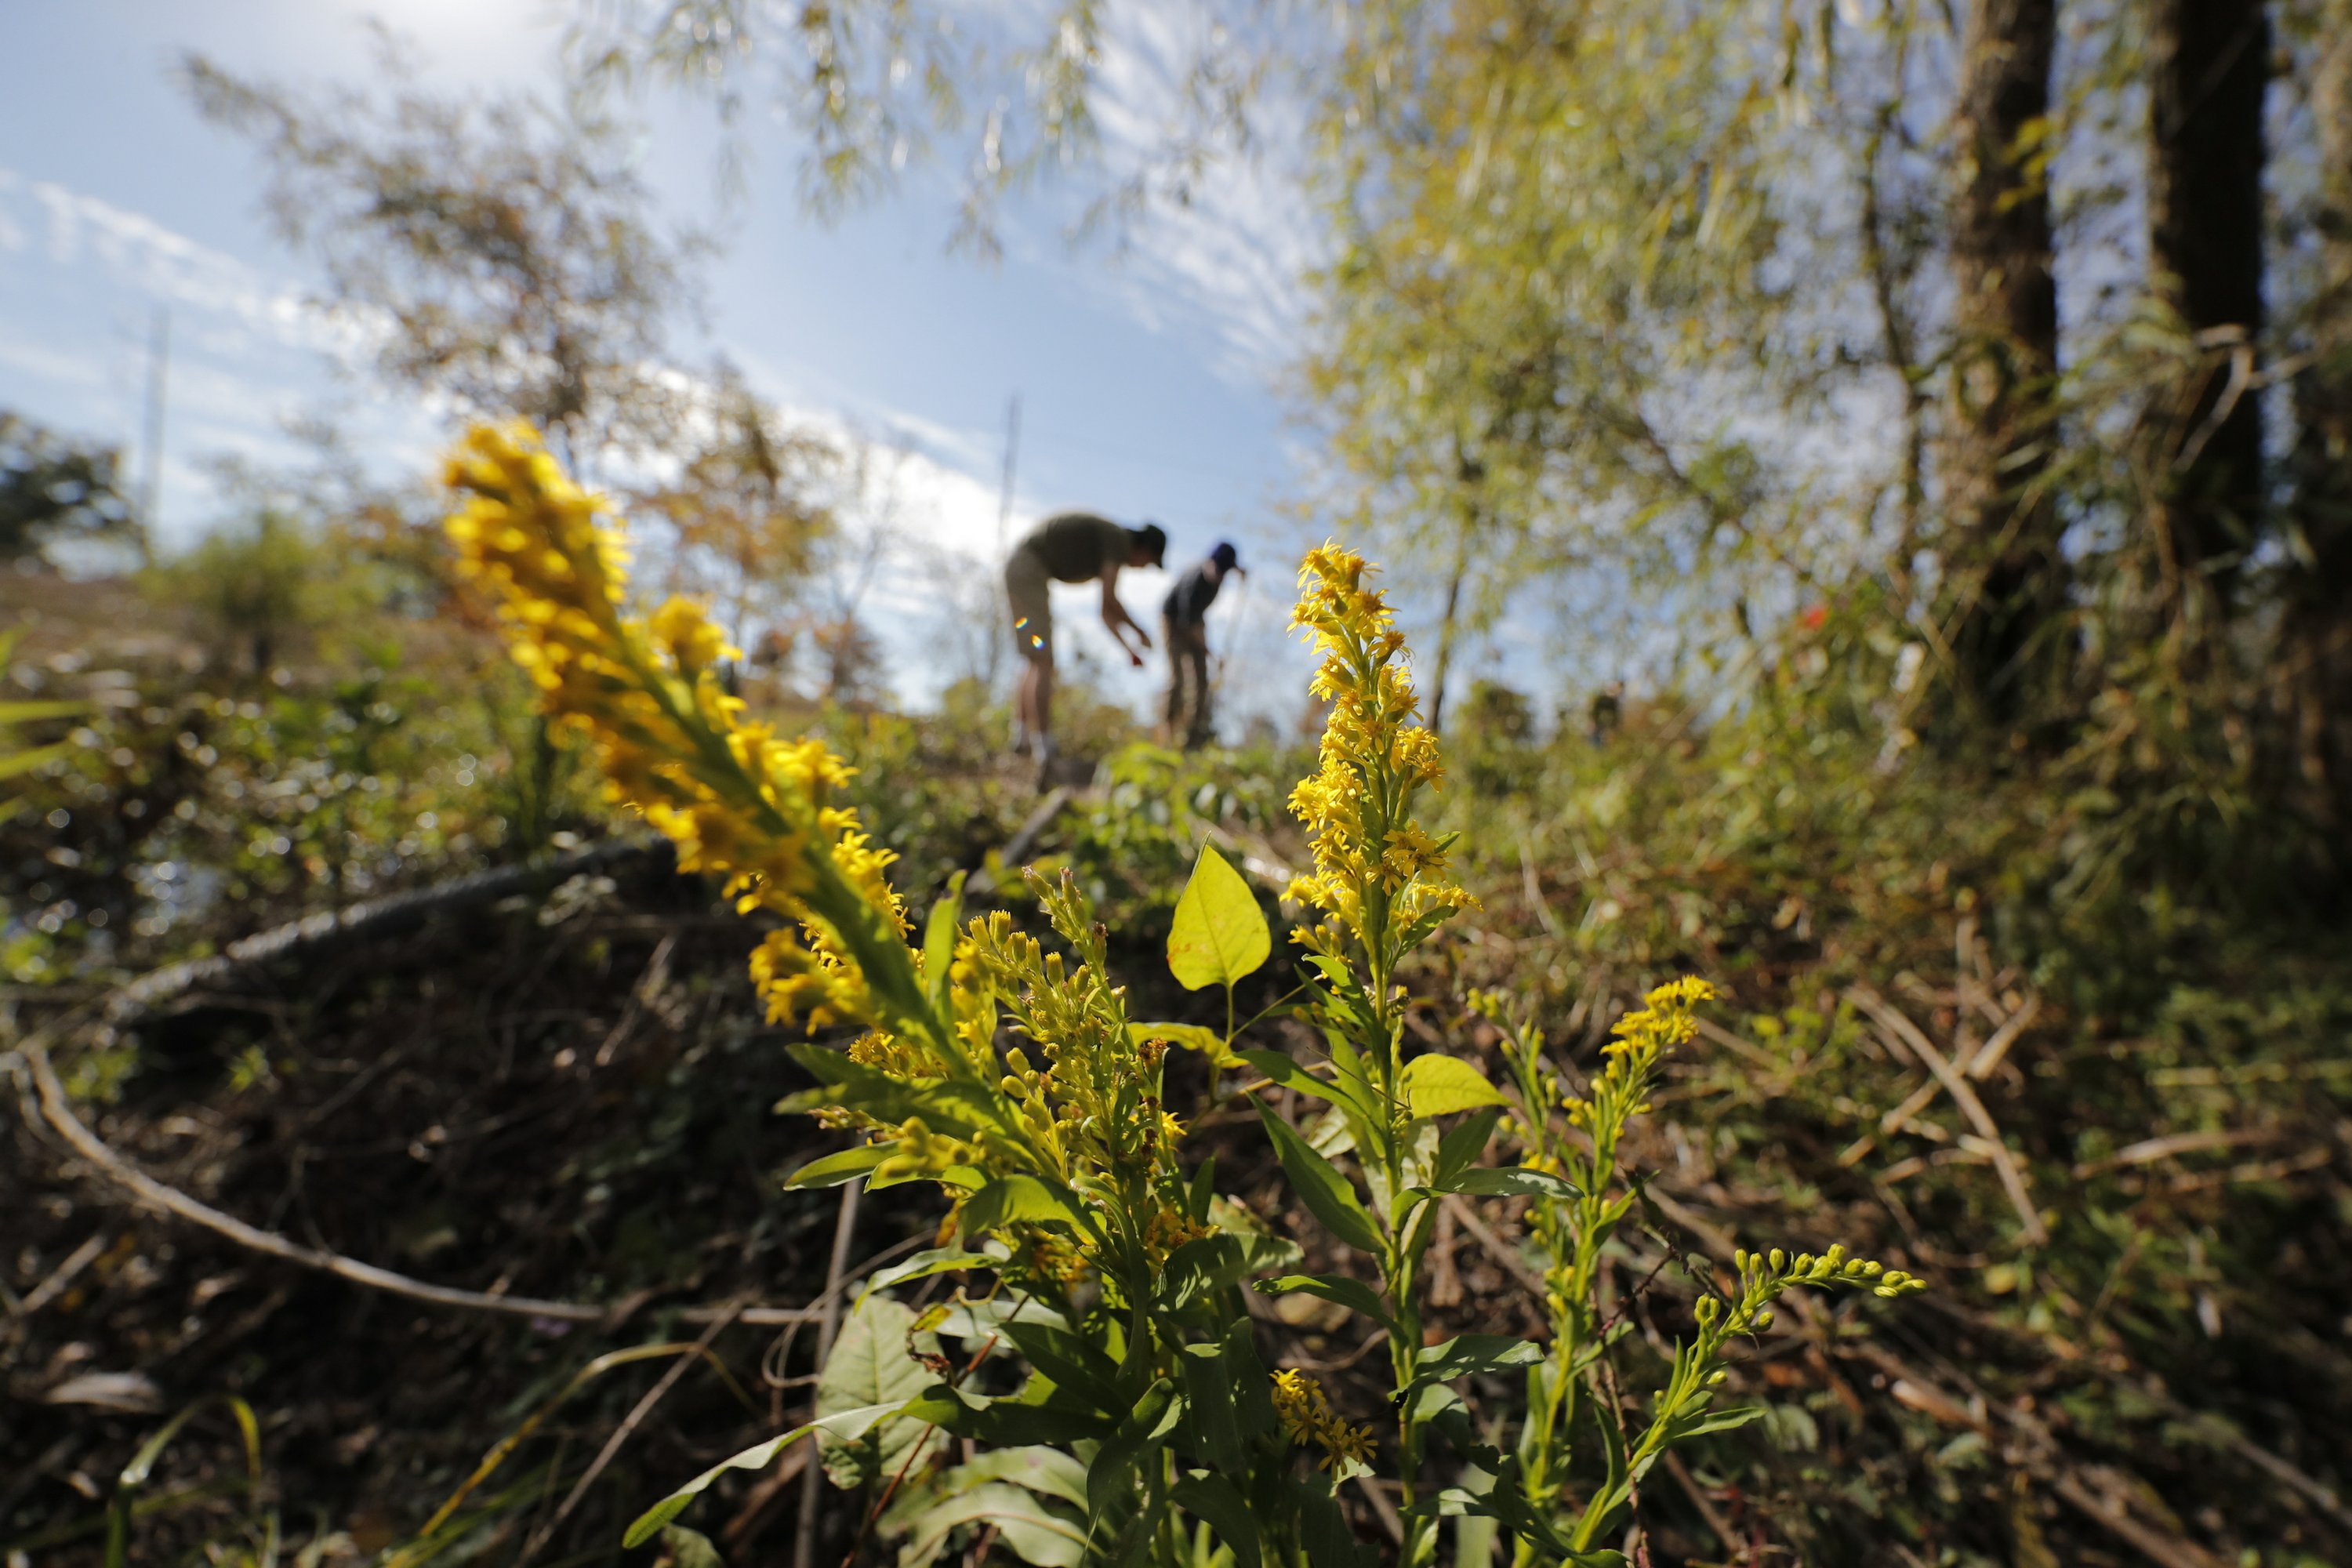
1000,7 -> 1327,387
0,168 -> 385,361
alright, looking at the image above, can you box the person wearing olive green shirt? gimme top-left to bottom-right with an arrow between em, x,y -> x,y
1004,512 -> 1167,764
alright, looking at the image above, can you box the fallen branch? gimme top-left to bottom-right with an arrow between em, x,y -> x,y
1847,987 -> 2047,1244
9,1032 -> 817,1330
2074,1127 -> 2285,1179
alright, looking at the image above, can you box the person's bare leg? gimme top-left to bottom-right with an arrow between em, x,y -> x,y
1017,657 -> 1044,747
1034,657 -> 1055,756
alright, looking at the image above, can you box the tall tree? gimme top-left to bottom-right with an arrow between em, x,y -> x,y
183,42 -> 702,466
2285,0 -> 2352,825
2146,0 -> 2271,612
1940,0 -> 2064,725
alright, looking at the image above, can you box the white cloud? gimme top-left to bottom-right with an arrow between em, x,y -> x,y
2,169 -> 386,363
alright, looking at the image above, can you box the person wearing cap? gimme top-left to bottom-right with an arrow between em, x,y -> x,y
1004,510 -> 1167,763
1160,539 -> 1244,750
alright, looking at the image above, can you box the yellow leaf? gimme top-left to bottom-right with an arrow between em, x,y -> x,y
1399,1054 -> 1508,1118
1167,844 -> 1271,992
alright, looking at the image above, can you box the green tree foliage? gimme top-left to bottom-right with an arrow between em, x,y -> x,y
0,412 -> 140,566
1303,0 -> 1807,720
563,0 -> 1270,252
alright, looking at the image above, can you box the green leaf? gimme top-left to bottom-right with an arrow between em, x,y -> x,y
920,873 -> 967,1006
816,1297 -> 947,1490
782,1143 -> 887,1189
1174,1345 -> 1248,1474
889,1482 -> 1087,1568
1434,1107 -> 1504,1188
1256,1274 -> 1398,1334
960,1174 -> 1090,1242
1167,843 -> 1271,990
0,740 -> 74,784
906,1446 -> 1089,1510
1443,1167 -> 1581,1202
901,1384 -> 1111,1448
1000,1320 -> 1123,1414
1254,1101 -> 1384,1254
1156,1231 -> 1302,1313
1399,1054 -> 1509,1117
1086,1379 -> 1179,1541
1235,1048 -> 1377,1123
860,1247 -> 1000,1298
657,1526 -> 722,1568
0,698 -> 90,724
1171,1472 -> 1262,1568
1129,1020 -> 1242,1069
1414,1334 -> 1544,1384
621,1402 -> 904,1547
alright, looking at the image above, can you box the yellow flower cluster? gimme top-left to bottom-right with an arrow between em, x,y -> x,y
1270,1370 -> 1379,1473
443,423 -> 913,1033
1285,544 -> 1475,966
1564,977 -> 1717,1146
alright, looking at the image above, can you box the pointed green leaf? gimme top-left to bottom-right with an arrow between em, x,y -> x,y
1156,1231 -> 1301,1312
782,1143 -> 887,1189
1399,1054 -> 1509,1117
1167,844 -> 1270,990
1130,1020 -> 1242,1069
1443,1167 -> 1581,1202
1434,1107 -> 1504,1188
886,1483 -> 1087,1568
960,1174 -> 1090,1241
920,873 -> 967,1004
1174,1345 -> 1247,1474
1414,1334 -> 1544,1384
860,1247 -> 1000,1298
816,1296 -> 947,1489
1235,1048 -> 1378,1123
1256,1273 -> 1399,1334
1171,1472 -> 1263,1568
1254,1101 -> 1384,1254
621,1401 -> 904,1546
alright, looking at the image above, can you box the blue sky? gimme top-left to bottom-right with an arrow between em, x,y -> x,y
0,0 -> 1319,716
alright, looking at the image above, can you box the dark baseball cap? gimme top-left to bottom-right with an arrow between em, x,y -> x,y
1210,540 -> 1240,570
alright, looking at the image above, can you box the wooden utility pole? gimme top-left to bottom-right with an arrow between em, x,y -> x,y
138,304 -> 169,564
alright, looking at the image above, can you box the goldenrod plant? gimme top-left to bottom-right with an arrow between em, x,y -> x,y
1482,985 -> 1924,1560
446,425 -> 1926,1567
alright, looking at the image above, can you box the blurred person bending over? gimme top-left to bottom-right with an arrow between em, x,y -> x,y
1160,539 -> 1243,750
1004,511 -> 1166,764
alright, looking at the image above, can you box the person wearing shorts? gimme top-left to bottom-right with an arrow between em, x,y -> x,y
1004,512 -> 1167,763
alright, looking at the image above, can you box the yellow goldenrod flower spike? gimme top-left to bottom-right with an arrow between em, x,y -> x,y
441,422 -> 934,1043
1286,543 -> 1475,971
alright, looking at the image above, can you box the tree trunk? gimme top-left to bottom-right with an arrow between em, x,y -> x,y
1943,0 -> 2065,727
2285,6 -> 2352,834
2146,0 -> 2270,606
